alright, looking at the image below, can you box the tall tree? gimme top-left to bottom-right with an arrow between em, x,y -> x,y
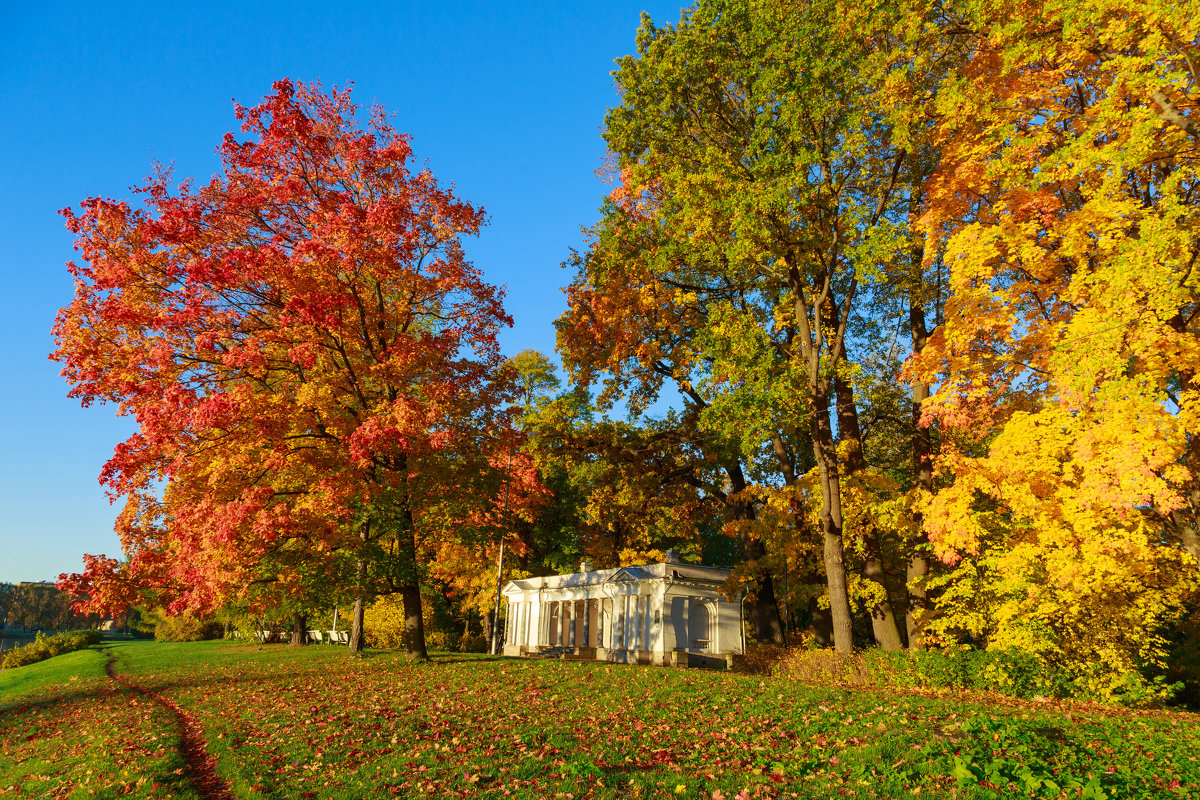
907,0 -> 1200,688
54,80 -> 515,661
559,0 -> 925,650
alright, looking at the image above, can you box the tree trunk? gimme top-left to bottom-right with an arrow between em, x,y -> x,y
398,508 -> 429,659
349,556 -> 366,653
809,597 -> 833,646
1176,358 -> 1200,565
907,303 -> 933,649
811,390 -> 855,653
744,536 -> 785,644
834,375 -> 903,651
290,612 -> 307,646
401,583 -> 429,662
725,458 -> 785,644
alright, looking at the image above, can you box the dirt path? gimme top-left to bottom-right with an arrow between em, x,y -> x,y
105,656 -> 234,800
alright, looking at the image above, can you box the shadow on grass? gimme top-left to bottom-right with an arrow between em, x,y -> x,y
0,681 -> 124,719
106,657 -> 234,800
431,655 -> 507,665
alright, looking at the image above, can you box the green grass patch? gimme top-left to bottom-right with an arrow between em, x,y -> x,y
0,643 -> 198,799
0,645 -> 108,696
2,640 -> 1198,798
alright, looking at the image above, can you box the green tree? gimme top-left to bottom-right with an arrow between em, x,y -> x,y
559,0 -> 937,651
0,583 -> 15,629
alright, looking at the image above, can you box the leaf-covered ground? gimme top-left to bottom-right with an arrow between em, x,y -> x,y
1,641 -> 1196,799
0,646 -> 197,798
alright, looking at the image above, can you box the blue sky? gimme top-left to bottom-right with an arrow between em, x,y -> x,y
0,0 -> 685,583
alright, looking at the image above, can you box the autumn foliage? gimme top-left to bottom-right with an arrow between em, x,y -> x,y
552,0 -> 1200,701
54,80 -> 519,656
50,1 -> 1200,703
898,0 -> 1200,695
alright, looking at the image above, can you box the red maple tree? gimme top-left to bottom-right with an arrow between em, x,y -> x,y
54,80 -> 518,658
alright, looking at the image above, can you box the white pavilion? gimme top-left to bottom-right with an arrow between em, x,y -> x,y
500,551 -> 744,666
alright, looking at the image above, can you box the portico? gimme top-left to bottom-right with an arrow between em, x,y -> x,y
501,552 -> 742,666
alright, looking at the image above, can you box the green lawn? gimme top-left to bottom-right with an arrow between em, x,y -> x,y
0,644 -> 196,799
1,640 -> 1196,799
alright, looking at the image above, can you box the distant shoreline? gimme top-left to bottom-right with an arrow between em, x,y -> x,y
0,633 -> 37,652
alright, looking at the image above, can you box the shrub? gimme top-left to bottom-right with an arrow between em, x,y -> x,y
767,645 -> 1179,708
460,633 -> 489,653
364,595 -> 475,652
363,596 -> 405,650
1,637 -> 49,669
154,615 -> 222,642
423,630 -> 460,652
1,630 -> 103,670
773,648 -> 871,685
1161,607 -> 1200,709
731,642 -> 787,674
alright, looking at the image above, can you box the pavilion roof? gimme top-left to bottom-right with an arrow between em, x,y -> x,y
502,559 -> 731,594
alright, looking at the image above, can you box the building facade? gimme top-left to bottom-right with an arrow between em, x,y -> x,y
501,553 -> 743,666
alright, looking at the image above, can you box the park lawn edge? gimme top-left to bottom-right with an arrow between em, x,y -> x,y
2,640 -> 1197,799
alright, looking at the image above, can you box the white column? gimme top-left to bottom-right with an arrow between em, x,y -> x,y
605,599 -> 614,649
639,595 -> 648,650
635,596 -> 645,650
642,595 -> 651,651
712,601 -> 720,653
535,599 -> 544,646
625,595 -> 636,650
657,592 -> 667,652
617,596 -> 627,649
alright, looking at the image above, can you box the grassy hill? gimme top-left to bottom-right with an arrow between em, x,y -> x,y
1,640 -> 1196,799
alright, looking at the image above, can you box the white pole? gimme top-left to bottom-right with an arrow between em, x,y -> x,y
490,451 -> 513,655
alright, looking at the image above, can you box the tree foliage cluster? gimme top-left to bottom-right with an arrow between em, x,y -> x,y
0,583 -> 99,633
54,80 -> 522,660
51,1 -> 1200,701
553,0 -> 1200,702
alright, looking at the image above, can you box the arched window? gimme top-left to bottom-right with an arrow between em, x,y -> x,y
689,601 -> 711,652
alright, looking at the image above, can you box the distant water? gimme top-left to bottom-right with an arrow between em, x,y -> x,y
0,635 -> 35,652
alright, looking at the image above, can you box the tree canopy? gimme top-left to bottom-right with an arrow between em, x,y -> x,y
51,1 -> 1200,702
54,80 -> 520,659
